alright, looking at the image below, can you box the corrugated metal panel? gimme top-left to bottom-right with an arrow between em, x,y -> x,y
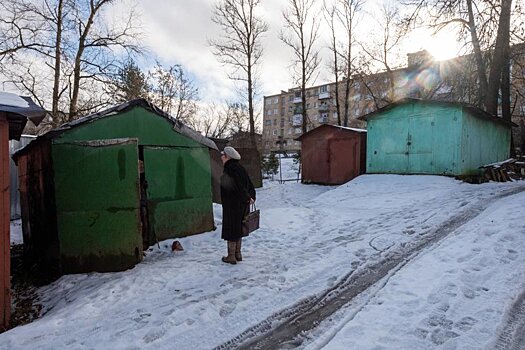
460,111 -> 511,175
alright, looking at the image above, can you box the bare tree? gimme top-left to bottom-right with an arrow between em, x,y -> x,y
280,0 -> 321,134
190,102 -> 233,138
402,0 -> 520,119
358,2 -> 404,104
323,1 -> 342,126
149,62 -> 199,123
335,0 -> 363,126
0,0 -> 142,122
210,0 -> 268,145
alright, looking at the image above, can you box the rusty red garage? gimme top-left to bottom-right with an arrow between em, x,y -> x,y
297,124 -> 367,185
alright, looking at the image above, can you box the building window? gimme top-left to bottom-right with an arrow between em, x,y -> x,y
274,97 -> 279,104
281,108 -> 285,115
319,85 -> 328,93
265,119 -> 271,126
288,128 -> 293,134
295,127 -> 301,134
265,99 -> 272,105
332,112 -> 338,120
274,108 -> 278,115
319,113 -> 328,123
306,103 -> 310,108
267,109 -> 272,116
289,95 -> 293,102
272,129 -> 277,135
273,119 -> 277,126
280,119 -> 285,127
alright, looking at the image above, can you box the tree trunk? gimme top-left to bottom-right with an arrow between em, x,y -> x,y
247,56 -> 256,148
69,1 -> 98,120
52,0 -> 64,118
485,0 -> 512,115
466,0 -> 487,107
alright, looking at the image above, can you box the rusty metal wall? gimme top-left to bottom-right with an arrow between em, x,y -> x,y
235,147 -> 263,188
1,116 -> 10,330
301,127 -> 366,185
9,136 -> 36,220
17,140 -> 60,276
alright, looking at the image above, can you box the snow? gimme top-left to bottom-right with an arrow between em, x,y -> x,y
10,220 -> 23,246
2,164 -> 525,349
0,92 -> 30,108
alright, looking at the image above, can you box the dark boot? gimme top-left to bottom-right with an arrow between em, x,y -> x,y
222,241 -> 237,264
235,239 -> 242,261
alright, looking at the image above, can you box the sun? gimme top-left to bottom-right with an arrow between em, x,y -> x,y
425,31 -> 461,61
407,27 -> 461,62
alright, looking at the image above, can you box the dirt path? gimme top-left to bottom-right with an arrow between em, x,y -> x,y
214,186 -> 525,350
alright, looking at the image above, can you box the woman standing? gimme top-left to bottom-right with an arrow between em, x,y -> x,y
220,146 -> 256,264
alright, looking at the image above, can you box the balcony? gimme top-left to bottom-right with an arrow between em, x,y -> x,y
318,91 -> 330,99
293,106 -> 303,114
318,104 -> 329,112
293,96 -> 302,103
292,114 -> 303,126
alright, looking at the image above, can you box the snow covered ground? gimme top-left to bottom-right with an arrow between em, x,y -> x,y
2,160 -> 525,349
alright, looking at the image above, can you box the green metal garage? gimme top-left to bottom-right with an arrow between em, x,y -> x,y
360,99 -> 515,176
14,99 -> 217,275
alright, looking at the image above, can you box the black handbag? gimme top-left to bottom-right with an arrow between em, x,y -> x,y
242,204 -> 260,236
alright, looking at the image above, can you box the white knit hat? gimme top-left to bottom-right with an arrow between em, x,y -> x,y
223,146 -> 241,160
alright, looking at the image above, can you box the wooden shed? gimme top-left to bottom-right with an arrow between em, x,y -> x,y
360,98 -> 515,176
13,99 -> 217,275
0,93 -> 46,331
296,124 -> 367,185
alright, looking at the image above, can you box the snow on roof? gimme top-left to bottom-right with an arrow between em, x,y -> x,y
0,92 -> 30,108
331,125 -> 367,133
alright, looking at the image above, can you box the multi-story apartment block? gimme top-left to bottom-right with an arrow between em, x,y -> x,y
263,45 -> 525,154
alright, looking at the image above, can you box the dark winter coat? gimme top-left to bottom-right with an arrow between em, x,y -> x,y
221,159 -> 256,241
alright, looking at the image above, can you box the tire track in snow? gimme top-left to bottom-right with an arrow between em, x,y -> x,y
494,290 -> 525,350
214,186 -> 525,350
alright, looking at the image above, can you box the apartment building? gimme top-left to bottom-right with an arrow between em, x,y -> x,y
263,45 -> 525,154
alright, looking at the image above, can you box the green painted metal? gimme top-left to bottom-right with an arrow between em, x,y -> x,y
143,146 -> 213,240
52,139 -> 142,273
366,101 -> 509,176
460,113 -> 511,175
53,105 -> 214,251
54,107 -> 202,148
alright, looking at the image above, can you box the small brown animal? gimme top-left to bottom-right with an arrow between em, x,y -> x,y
171,240 -> 184,251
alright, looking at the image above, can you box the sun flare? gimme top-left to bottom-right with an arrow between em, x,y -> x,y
425,32 -> 461,61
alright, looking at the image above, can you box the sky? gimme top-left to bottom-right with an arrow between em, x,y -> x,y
125,0 -> 462,107
3,163 -> 525,349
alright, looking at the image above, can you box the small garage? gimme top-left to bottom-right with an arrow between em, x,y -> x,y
13,99 -> 217,275
360,99 -> 515,176
296,124 -> 367,185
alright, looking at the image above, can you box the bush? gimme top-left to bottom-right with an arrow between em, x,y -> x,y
261,153 -> 279,179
